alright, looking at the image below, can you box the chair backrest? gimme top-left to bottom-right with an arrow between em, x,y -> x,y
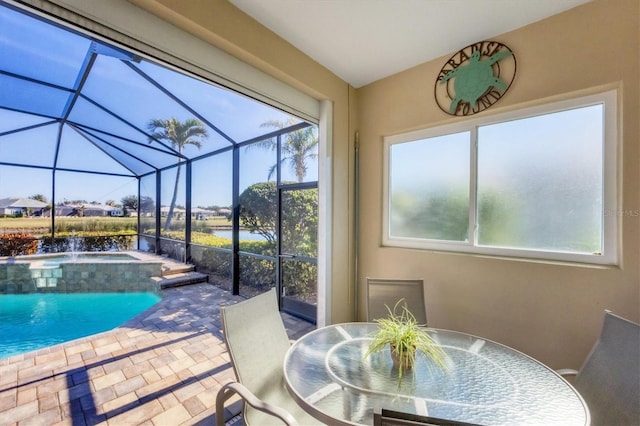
574,310 -> 640,425
220,289 -> 292,421
373,408 -> 480,425
366,278 -> 426,325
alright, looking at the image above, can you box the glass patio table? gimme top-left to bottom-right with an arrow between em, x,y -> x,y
284,323 -> 590,425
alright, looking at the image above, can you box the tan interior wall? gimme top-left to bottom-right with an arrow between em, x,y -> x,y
127,0 -> 357,323
129,0 -> 639,368
356,0 -> 639,369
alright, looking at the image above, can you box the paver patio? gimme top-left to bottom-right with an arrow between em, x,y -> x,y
0,283 -> 315,425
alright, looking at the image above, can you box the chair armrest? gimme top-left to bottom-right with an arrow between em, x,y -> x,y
556,368 -> 579,377
215,381 -> 299,426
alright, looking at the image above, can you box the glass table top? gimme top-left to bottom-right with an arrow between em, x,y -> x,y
284,323 -> 589,425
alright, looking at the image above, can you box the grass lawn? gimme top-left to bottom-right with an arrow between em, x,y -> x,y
0,216 -> 231,235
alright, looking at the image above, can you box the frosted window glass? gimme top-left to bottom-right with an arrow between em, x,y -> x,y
477,105 -> 603,253
383,91 -> 615,263
389,132 -> 470,241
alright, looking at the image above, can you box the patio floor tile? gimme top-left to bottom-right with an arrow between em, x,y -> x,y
0,283 -> 315,425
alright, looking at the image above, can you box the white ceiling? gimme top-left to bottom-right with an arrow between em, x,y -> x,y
230,0 -> 592,88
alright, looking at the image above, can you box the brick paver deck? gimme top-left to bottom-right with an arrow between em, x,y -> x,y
0,284 -> 315,425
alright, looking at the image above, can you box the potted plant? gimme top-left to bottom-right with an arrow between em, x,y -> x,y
364,301 -> 448,382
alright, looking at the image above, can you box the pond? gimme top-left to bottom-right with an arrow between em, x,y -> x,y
212,230 -> 267,241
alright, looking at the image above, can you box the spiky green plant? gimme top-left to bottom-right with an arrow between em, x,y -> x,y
364,300 -> 448,383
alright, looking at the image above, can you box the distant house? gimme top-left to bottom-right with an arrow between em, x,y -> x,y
107,206 -> 124,217
54,205 -> 76,217
192,207 -> 218,220
0,197 -> 48,216
159,206 -> 221,220
84,204 -> 123,217
54,203 -> 124,217
160,206 -> 186,219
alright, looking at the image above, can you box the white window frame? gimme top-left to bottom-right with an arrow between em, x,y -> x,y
383,89 -> 618,265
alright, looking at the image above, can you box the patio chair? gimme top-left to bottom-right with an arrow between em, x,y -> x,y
373,408 -> 480,425
366,278 -> 427,325
557,310 -> 640,426
216,288 -> 322,426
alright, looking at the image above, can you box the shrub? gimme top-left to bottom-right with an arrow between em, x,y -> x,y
239,255 -> 276,291
0,233 -> 39,256
38,233 -> 135,253
282,260 -> 317,301
197,246 -> 231,278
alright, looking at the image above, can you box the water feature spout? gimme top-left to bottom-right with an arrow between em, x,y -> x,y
68,231 -> 80,260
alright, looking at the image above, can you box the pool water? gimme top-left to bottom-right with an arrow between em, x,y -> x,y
0,292 -> 161,359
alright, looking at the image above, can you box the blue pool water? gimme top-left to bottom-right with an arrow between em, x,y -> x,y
0,293 -> 161,359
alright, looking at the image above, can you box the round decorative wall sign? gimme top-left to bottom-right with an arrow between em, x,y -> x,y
435,41 -> 516,116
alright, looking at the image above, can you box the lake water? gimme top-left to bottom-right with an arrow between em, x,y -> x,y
213,230 -> 267,241
136,230 -> 267,251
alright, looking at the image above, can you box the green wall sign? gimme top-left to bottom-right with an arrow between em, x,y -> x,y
435,41 -> 516,116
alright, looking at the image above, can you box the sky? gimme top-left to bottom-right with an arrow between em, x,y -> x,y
0,4 -> 318,207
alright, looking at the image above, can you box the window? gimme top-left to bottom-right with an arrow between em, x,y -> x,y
383,90 -> 618,265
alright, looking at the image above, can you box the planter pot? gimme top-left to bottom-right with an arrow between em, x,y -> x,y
390,344 -> 416,371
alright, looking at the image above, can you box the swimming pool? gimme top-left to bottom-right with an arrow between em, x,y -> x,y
0,292 -> 161,359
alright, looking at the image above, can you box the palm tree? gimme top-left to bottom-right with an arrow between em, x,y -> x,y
249,118 -> 318,182
147,117 -> 208,230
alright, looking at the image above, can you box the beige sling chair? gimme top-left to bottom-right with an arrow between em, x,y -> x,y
557,310 -> 640,425
216,288 -> 322,425
366,278 -> 427,325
